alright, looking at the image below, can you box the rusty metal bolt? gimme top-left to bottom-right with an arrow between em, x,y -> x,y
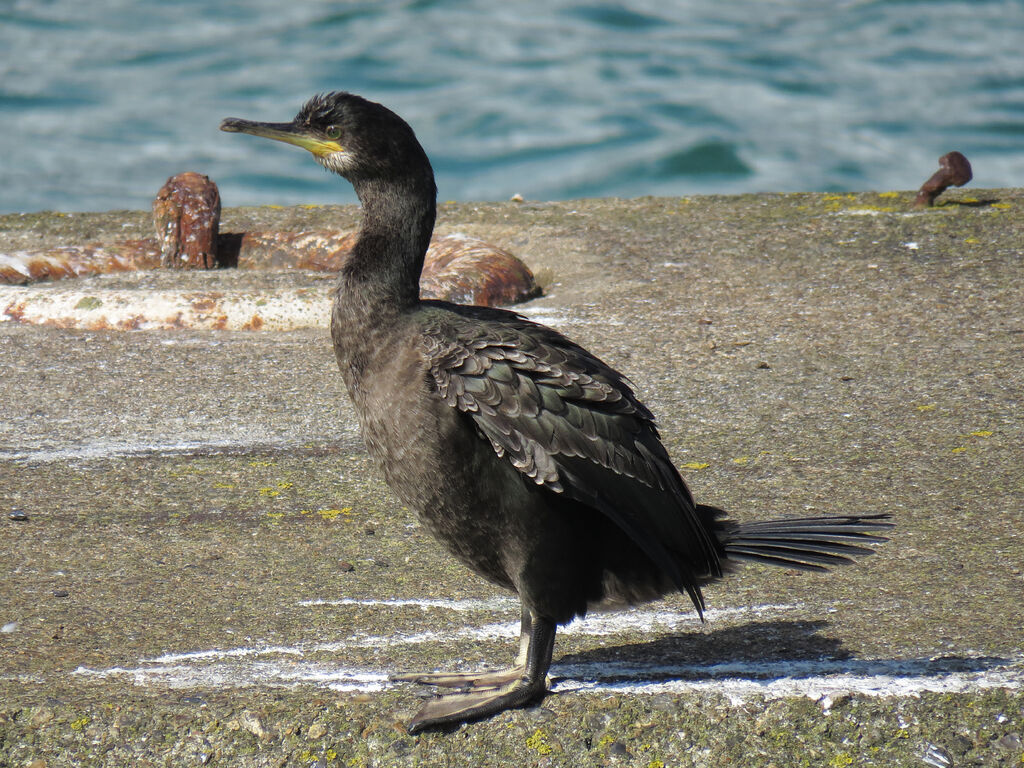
914,151 -> 973,208
153,172 -> 222,268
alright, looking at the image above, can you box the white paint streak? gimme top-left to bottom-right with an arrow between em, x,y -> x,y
87,603 -> 794,669
74,663 -> 388,692
296,599 -> 792,639
561,604 -> 794,636
71,597 -> 1024,703
299,596 -> 519,611
74,656 -> 1024,702
554,657 -> 1024,704
0,437 -> 302,463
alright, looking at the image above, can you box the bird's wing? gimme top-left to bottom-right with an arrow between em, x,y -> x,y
421,303 -> 721,607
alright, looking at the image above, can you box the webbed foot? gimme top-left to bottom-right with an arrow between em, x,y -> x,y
391,666 -> 525,690
395,613 -> 556,734
406,675 -> 546,734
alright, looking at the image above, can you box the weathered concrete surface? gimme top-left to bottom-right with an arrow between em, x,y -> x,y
1,191 -> 1022,767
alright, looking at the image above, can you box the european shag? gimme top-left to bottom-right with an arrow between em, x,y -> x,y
220,92 -> 892,734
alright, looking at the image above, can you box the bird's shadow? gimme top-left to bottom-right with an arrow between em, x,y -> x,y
552,620 -> 840,679
549,620 -> 1011,688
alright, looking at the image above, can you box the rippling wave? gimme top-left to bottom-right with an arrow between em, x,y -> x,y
1,0 -> 1022,212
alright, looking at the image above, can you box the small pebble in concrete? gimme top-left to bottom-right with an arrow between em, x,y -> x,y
338,561 -> 355,572
1,622 -> 17,633
238,709 -> 272,740
997,733 -> 1023,751
52,590 -> 69,598
9,510 -> 28,521
922,742 -> 953,767
306,721 -> 328,739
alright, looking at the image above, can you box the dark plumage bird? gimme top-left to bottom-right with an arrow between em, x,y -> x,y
220,93 -> 892,734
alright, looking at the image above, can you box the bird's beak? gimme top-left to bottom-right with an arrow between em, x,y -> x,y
219,118 -> 343,158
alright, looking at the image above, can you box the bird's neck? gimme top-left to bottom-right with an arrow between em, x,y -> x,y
331,172 -> 436,388
341,174 -> 436,316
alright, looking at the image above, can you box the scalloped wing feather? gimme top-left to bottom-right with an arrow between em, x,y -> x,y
420,304 -> 723,607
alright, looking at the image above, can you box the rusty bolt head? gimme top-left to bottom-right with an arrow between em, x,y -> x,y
915,151 -> 973,208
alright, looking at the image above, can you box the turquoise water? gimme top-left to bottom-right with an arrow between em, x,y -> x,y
2,0 -> 1023,213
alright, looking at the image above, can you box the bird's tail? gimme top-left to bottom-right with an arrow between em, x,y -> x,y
700,506 -> 893,571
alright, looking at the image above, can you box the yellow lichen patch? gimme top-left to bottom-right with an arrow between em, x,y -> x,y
964,237 -> 980,244
526,728 -> 553,755
70,716 -> 89,731
733,456 -> 750,465
970,430 -> 993,437
951,446 -> 968,454
266,511 -> 285,520
277,481 -> 294,489
249,460 -> 274,468
212,482 -> 235,489
168,467 -> 206,477
917,404 -> 937,412
878,191 -> 900,199
681,462 -> 710,470
318,507 -> 353,521
325,748 -> 338,761
991,202 -> 1012,209
820,193 -> 858,211
258,488 -> 280,497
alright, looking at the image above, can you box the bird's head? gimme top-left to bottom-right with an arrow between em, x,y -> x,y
220,91 -> 430,185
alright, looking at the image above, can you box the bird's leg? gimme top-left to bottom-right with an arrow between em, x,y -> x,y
391,608 -> 533,690
401,611 -> 555,734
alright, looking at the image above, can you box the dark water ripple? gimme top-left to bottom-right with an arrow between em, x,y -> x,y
1,0 -> 1022,213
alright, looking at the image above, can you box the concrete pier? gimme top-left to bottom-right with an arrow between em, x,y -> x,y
2,191 -> 1022,766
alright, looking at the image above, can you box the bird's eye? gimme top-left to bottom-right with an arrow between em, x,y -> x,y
325,125 -> 342,140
